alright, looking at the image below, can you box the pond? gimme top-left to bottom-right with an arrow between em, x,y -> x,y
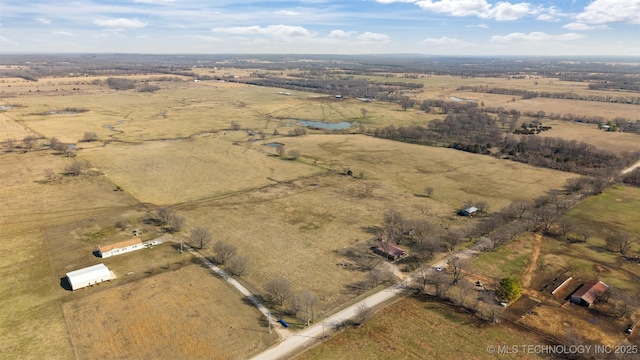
265,142 -> 284,147
0,105 -> 15,111
291,119 -> 354,130
450,96 -> 476,102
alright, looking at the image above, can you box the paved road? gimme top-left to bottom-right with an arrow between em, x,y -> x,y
250,284 -> 406,360
250,243 -> 485,360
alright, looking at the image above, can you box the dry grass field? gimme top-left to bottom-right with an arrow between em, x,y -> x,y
1,69 -> 638,359
296,295 -> 547,360
63,265 -> 276,360
536,120 -> 640,155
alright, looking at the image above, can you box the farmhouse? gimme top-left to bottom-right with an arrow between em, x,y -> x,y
66,263 -> 112,291
374,241 -> 407,260
98,237 -> 143,258
458,206 -> 478,217
570,280 -> 609,307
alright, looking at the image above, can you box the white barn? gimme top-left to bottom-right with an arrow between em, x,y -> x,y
66,263 -> 112,291
98,237 -> 143,258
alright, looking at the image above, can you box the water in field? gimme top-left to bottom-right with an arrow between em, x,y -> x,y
265,142 -> 284,147
0,105 -> 15,111
450,96 -> 476,102
291,119 -> 353,130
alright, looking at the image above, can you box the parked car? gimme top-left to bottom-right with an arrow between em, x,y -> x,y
435,266 -> 444,272
278,319 -> 289,328
625,325 -> 634,335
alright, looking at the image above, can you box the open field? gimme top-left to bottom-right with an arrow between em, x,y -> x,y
63,265 -> 276,360
296,295 -> 546,360
535,120 -> 640,155
172,135 -> 575,316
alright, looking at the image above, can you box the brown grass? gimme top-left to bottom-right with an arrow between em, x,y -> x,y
297,295 -> 547,360
62,265 -> 276,360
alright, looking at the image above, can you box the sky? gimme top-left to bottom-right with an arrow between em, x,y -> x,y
1,0 -> 639,56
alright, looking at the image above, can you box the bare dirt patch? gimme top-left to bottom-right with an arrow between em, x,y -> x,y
62,265 -> 276,360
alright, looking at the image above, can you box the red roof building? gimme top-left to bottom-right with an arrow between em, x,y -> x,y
570,280 -> 609,307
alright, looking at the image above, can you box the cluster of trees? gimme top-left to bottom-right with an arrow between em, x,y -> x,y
370,110 -> 638,176
622,168 -> 640,186
156,207 -> 186,233
457,85 -> 640,105
415,260 -> 505,323
263,278 -> 320,326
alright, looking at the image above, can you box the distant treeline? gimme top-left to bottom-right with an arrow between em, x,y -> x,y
370,108 -> 639,176
457,85 -> 640,105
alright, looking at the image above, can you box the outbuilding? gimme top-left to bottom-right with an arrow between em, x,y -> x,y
458,206 -> 478,217
66,263 -> 112,291
98,237 -> 143,258
570,280 -> 609,307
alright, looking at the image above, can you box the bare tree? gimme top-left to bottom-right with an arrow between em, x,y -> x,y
447,256 -> 467,285
156,207 -> 175,225
354,302 -> 373,325
227,255 -> 249,276
558,218 -> 575,237
509,199 -> 531,219
214,241 -> 237,264
265,278 -> 292,306
424,186 -> 434,197
382,209 -> 405,245
65,160 -> 90,176
275,144 -> 285,156
366,266 -> 394,289
49,137 -> 66,152
443,228 -> 464,251
476,200 -> 489,214
168,215 -> 185,233
455,280 -> 475,307
430,271 -> 452,299
580,228 -> 592,243
534,204 -> 556,233
4,138 -> 17,151
360,108 -> 367,118
287,149 -> 301,160
606,231 -> 636,255
82,131 -> 98,142
230,121 -> 240,131
294,291 -> 318,326
190,226 -> 212,249
415,265 -> 432,291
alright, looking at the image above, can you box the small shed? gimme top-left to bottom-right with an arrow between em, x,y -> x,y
374,241 -> 407,260
570,280 -> 609,307
458,206 -> 478,217
66,263 -> 112,291
98,237 -> 143,258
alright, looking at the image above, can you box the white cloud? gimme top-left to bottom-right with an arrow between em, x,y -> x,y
212,25 -> 314,38
466,23 -> 488,28
52,31 -> 73,36
576,0 -> 640,24
94,18 -> 148,29
415,0 -> 490,17
274,10 -> 300,16
536,6 -> 565,22
381,0 -> 545,21
35,18 -> 51,25
563,22 -> 610,31
491,31 -> 585,43
421,36 -> 467,46
356,32 -> 391,42
328,29 -> 355,39
485,2 -> 537,21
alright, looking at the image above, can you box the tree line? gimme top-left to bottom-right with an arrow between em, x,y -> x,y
457,85 -> 640,105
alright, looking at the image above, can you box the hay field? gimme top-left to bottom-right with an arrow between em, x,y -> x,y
297,295 -> 546,360
63,265 -> 275,360
79,136 -> 322,205
537,120 -> 640,155
176,135 -> 576,314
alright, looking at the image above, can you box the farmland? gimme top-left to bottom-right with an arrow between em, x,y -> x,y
1,55 -> 639,359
